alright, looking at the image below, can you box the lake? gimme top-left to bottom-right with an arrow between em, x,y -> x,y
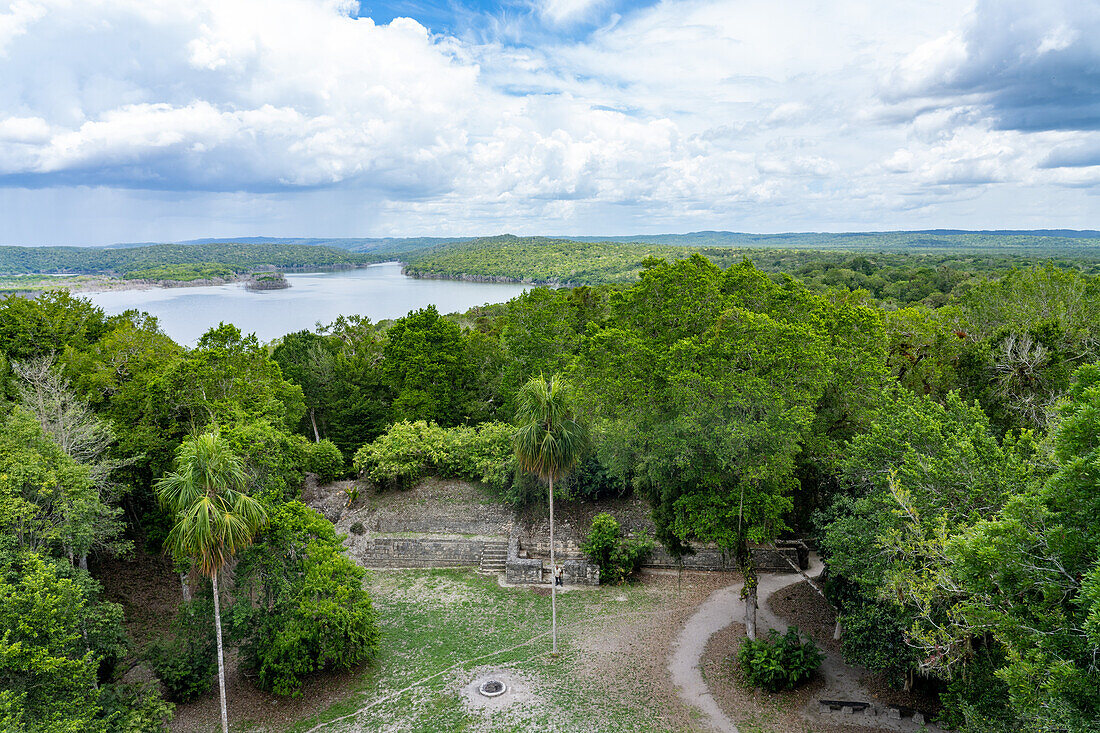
83,264 -> 530,346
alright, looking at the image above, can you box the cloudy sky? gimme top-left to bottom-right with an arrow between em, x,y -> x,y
0,0 -> 1097,244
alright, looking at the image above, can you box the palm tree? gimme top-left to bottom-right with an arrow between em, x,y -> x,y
156,432 -> 267,733
513,374 -> 588,656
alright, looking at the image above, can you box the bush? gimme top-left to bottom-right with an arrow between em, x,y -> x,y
305,439 -> 344,482
836,602 -> 919,688
736,627 -> 822,692
232,501 -> 380,696
145,597 -> 216,702
98,682 -> 174,732
352,420 -> 516,492
580,512 -> 654,584
565,454 -> 628,501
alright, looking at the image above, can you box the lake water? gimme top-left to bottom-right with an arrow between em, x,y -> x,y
83,264 -> 529,346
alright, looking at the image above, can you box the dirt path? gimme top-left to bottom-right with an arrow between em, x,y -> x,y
670,554 -> 942,733
668,558 -> 817,733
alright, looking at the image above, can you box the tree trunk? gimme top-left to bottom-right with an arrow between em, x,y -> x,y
211,571 -> 229,733
834,620 -> 843,641
78,554 -> 88,572
180,572 -> 192,603
310,408 -> 320,443
744,576 -> 758,641
549,475 -> 558,656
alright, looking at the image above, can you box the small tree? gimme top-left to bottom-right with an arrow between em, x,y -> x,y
156,432 -> 267,733
513,374 -> 587,655
580,512 -> 654,584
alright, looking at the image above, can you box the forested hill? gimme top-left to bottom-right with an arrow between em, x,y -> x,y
399,234 -> 1100,293
6,232 -> 1100,289
0,242 -> 374,279
402,236 -> 686,284
107,236 -> 468,255
557,230 -> 1100,254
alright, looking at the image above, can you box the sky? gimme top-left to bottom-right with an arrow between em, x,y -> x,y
0,0 -> 1097,245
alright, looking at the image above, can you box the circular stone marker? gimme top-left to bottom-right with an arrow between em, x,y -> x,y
478,679 -> 506,697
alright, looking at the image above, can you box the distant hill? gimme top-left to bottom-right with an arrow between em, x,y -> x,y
104,236 -> 472,255
554,230 -> 1100,254
0,242 -> 374,277
9,231 -> 1099,286
400,233 -> 1100,287
102,230 -> 1100,257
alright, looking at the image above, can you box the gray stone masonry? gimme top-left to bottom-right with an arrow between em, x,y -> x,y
505,533 -> 544,584
310,475 -> 805,580
563,559 -> 600,585
478,540 -> 508,574
349,535 -> 486,568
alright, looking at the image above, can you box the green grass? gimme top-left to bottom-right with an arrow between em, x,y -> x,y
287,568 -> 688,733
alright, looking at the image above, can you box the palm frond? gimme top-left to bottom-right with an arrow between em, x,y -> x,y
155,431 -> 267,577
514,374 -> 588,482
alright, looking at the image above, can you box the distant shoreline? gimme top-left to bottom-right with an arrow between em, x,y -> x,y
2,263 -> 399,295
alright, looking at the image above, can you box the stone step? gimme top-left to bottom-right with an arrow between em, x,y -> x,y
478,540 -> 509,574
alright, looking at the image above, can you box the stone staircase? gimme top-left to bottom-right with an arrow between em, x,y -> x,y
478,540 -> 508,575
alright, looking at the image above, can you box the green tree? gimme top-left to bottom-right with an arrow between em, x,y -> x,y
272,330 -> 338,443
382,306 -> 473,426
0,408 -> 126,565
231,501 -> 379,695
819,387 -> 1037,689
314,315 -> 391,457
0,552 -> 127,733
942,364 -> 1100,730
580,256 -> 833,638
513,373 -> 588,655
155,433 -> 267,733
0,290 -> 110,363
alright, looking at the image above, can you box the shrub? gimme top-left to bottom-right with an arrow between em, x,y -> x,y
145,598 -> 216,702
352,420 -> 442,487
580,512 -> 654,584
305,439 -> 344,482
349,521 -> 366,535
232,501 -> 380,696
836,602 -> 919,687
97,682 -> 174,732
565,454 -> 627,501
736,627 -> 822,692
352,420 -> 516,492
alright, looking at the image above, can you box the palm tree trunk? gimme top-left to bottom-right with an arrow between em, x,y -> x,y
549,476 -> 558,656
211,571 -> 229,733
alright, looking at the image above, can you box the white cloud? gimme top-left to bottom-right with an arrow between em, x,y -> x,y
538,0 -> 608,27
0,0 -> 1096,243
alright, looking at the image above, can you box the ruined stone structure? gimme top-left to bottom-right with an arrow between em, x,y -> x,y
308,476 -> 804,587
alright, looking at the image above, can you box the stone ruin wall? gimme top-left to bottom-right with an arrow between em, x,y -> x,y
305,476 -> 804,583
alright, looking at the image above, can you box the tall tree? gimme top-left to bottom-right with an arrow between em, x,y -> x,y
272,330 -> 337,443
513,374 -> 588,656
156,433 -> 267,733
943,364 -> 1100,731
580,256 -> 834,638
382,306 -> 474,426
